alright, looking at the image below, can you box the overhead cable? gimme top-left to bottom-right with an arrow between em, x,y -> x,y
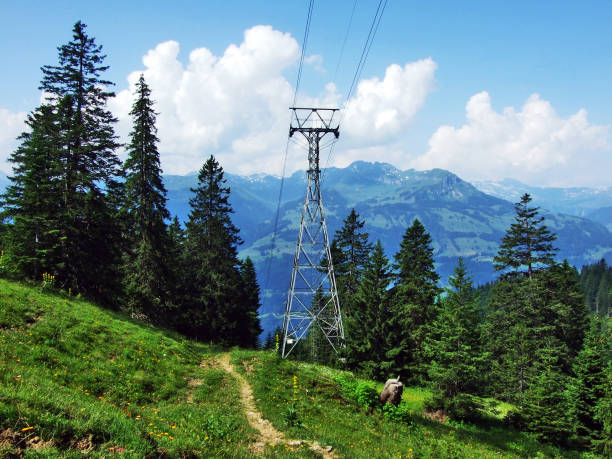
263,0 -> 316,306
322,0 -> 388,181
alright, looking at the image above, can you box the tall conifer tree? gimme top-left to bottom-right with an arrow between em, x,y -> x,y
344,240 -> 393,378
494,193 -> 557,277
1,103 -> 63,279
3,21 -> 122,302
426,258 -> 485,418
122,75 -> 171,319
237,257 -> 263,348
331,209 -> 372,316
182,155 -> 246,344
570,316 -> 608,449
50,22 -> 121,301
485,193 -> 588,444
390,219 -> 440,382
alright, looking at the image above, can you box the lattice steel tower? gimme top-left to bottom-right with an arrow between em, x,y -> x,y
281,107 -> 344,358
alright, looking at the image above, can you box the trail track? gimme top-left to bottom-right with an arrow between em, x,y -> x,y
215,353 -> 335,458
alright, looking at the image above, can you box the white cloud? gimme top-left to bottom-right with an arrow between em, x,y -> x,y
0,109 -> 27,174
342,58 -> 437,142
109,32 -> 437,177
304,54 -> 324,73
1,27 -> 437,180
411,91 -> 610,186
110,25 -> 302,175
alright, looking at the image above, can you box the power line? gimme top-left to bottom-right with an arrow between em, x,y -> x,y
263,0 -> 315,309
322,0 -> 388,181
333,0 -> 358,82
345,0 -> 387,104
293,0 -> 315,106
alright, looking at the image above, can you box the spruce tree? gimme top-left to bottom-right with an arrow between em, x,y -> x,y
331,209 -> 372,316
166,215 -> 185,303
493,193 -> 557,277
237,257 -> 263,348
182,155 -> 244,344
426,258 -> 485,419
122,75 -> 171,320
579,259 -> 608,315
594,361 -> 612,455
1,103 -> 63,279
543,261 -> 589,372
485,193 -> 588,442
390,219 -> 440,382
521,345 -> 573,445
570,316 -> 608,449
344,240 -> 393,379
31,21 -> 122,302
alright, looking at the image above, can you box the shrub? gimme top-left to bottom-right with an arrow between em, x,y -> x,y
426,392 -> 483,422
381,403 -> 414,425
336,374 -> 379,410
354,381 -> 379,410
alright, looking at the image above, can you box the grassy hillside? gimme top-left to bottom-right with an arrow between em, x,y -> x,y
0,279 -> 598,458
0,279 -> 256,457
231,351 -> 596,459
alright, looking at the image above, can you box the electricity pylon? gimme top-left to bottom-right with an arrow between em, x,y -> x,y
281,107 -> 344,358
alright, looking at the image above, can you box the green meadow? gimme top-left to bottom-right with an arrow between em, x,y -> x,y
0,278 -> 598,458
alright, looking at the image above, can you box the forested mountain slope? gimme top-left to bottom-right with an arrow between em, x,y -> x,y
161,161 -> 612,333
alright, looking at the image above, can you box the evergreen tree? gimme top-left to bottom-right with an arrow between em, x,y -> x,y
543,261 -> 589,372
493,193 -> 557,277
344,240 -> 393,379
426,258 -> 486,419
1,103 -> 63,279
594,361 -> 612,455
166,215 -> 185,297
570,316 -> 608,449
21,21 -> 122,303
331,209 -> 372,316
390,219 -> 440,382
485,267 -> 576,403
484,277 -> 534,399
579,259 -> 608,315
485,194 -> 589,442
122,75 -> 171,319
263,332 -> 275,350
521,345 -> 573,446
237,257 -> 263,348
181,155 -> 244,344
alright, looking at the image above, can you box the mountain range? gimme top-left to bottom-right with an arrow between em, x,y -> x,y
162,162 -> 612,334
2,162 -> 612,335
474,178 -> 612,230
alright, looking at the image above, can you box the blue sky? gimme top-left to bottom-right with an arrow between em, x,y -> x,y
1,1 -> 611,186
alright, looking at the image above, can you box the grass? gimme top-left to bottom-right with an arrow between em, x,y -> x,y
231,349 -> 599,459
0,277 -> 603,458
0,278 -> 255,457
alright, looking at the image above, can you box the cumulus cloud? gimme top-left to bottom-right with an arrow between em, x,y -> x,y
304,54 -> 325,73
110,25 -> 302,175
1,26 -> 436,179
0,109 -> 27,173
109,31 -> 436,176
342,58 -> 437,142
411,91 -> 610,186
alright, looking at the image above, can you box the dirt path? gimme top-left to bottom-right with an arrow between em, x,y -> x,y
217,354 -> 335,458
